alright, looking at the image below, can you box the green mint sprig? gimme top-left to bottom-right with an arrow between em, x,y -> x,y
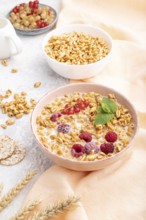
94,97 -> 117,125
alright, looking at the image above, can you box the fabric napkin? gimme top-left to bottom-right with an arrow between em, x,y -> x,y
25,0 -> 146,219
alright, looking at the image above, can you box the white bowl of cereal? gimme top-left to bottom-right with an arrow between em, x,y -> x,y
42,24 -> 112,79
31,83 -> 138,171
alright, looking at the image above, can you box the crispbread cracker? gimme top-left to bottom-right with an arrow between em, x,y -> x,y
0,136 -> 15,160
0,144 -> 25,166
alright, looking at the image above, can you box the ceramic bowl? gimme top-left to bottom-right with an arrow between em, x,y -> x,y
31,83 -> 138,171
42,24 -> 112,79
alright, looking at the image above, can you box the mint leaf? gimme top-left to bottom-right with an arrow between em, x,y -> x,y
96,106 -> 104,114
94,113 -> 114,125
101,102 -> 111,113
102,97 -> 117,113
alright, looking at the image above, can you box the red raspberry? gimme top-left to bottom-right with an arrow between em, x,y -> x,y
50,112 -> 62,122
105,131 -> 117,142
71,144 -> 85,157
84,142 -> 99,154
100,143 -> 114,154
57,124 -> 70,133
79,132 -> 92,142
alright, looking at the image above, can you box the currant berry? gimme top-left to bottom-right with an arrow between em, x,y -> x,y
83,100 -> 89,107
40,23 -> 45,28
74,106 -> 80,113
36,20 -> 41,27
44,22 -> 48,27
29,1 -> 33,8
76,98 -> 83,103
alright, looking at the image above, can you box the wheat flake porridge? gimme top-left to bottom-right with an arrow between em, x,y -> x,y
36,92 -> 135,161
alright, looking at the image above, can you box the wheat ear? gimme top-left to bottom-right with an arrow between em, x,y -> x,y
31,195 -> 80,220
10,200 -> 40,220
0,170 -> 37,212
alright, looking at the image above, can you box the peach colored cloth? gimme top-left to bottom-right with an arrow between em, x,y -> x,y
25,1 -> 146,219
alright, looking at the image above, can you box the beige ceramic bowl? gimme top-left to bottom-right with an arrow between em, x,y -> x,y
42,24 -> 112,79
31,83 -> 138,171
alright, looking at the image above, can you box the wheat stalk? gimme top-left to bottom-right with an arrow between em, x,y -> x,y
31,195 -> 80,220
10,200 -> 40,220
0,170 -> 37,212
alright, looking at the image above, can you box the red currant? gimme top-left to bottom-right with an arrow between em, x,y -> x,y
65,103 -> 71,109
20,3 -> 25,7
13,6 -> 20,13
66,107 -> 71,114
36,20 -> 41,27
79,103 -> 86,110
44,22 -> 48,27
31,8 -> 37,14
68,108 -> 74,114
83,100 -> 89,107
40,23 -> 45,28
76,98 -> 83,103
61,109 -> 68,115
74,106 -> 80,113
29,1 -> 33,8
12,8 -> 17,13
33,2 -> 39,9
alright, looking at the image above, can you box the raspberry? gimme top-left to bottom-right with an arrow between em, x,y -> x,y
71,144 -> 85,157
50,112 -> 62,122
57,124 -> 70,133
105,131 -> 117,142
79,132 -> 92,142
84,142 -> 99,154
100,143 -> 114,154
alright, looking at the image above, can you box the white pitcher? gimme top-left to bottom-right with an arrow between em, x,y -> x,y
0,17 -> 22,60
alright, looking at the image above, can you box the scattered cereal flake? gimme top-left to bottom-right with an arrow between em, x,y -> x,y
1,59 -> 8,66
21,91 -> 27,96
0,91 -> 35,119
0,124 -> 7,129
11,68 -> 18,73
6,119 -> 15,126
34,82 -> 41,88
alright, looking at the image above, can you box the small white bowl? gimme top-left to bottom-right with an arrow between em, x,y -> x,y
31,83 -> 138,171
42,24 -> 112,79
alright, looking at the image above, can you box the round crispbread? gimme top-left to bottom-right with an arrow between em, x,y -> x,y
0,136 -> 15,160
0,144 -> 25,166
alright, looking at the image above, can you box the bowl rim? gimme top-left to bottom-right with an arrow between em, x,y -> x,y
42,24 -> 113,67
7,3 -> 58,33
31,83 -> 139,166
